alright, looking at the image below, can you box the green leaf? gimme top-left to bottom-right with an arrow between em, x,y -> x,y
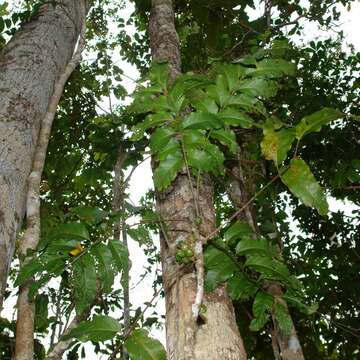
204,246 -> 237,292
153,151 -> 183,190
261,128 -> 295,167
253,291 -> 274,318
186,143 -> 224,174
131,112 -> 172,141
274,302 -> 293,336
73,253 -> 97,315
239,78 -> 278,98
109,240 -> 129,273
15,259 -> 42,287
93,243 -> 115,293
127,226 -> 152,245
281,159 -> 328,215
191,90 -> 218,114
150,128 -> 175,153
51,222 -> 90,241
210,129 -> 238,154
35,294 -> 49,332
282,294 -> 318,315
124,329 -> 166,360
182,112 -> 222,130
206,83 -> 230,108
247,59 -> 296,78
64,315 -> 122,342
71,207 -> 108,222
222,64 -> 245,92
182,129 -> 206,148
227,272 -> 258,301
218,108 -> 254,128
236,238 -> 272,257
250,291 -> 274,331
295,108 -> 342,140
224,221 -> 253,246
156,138 -> 180,161
228,94 -> 266,115
249,313 -> 270,332
245,255 -> 290,284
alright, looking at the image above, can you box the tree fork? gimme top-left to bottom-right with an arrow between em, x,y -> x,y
149,1 -> 247,359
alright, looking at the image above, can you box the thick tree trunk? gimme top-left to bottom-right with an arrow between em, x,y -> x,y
149,1 -> 247,359
228,156 -> 304,360
13,13 -> 87,360
0,0 -> 87,310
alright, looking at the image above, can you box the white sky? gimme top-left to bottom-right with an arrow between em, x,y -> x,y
2,1 -> 360,358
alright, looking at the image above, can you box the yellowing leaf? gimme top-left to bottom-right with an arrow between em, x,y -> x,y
69,243 -> 84,257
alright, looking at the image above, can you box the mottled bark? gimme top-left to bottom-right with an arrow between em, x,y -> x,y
0,0 -> 87,310
13,12 -> 87,360
149,1 -> 247,359
227,155 -> 304,360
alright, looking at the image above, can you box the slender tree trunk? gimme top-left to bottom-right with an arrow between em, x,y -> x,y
149,1 -> 247,359
228,152 -> 304,360
112,148 -> 130,360
0,0 -> 88,311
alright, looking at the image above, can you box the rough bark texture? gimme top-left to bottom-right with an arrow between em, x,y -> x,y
0,0 -> 87,310
149,1 -> 247,359
227,153 -> 304,360
13,12 -> 87,360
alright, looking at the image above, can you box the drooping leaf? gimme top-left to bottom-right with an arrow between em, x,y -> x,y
224,221 -> 253,246
250,291 -> 274,332
93,243 -> 115,293
124,329 -> 166,360
236,238 -> 272,257
295,108 -> 342,140
181,111 -> 222,130
70,207 -> 108,222
245,255 -> 290,284
108,240 -> 129,273
51,222 -> 90,242
63,315 -> 122,342
247,59 -> 296,78
281,159 -> 328,215
239,78 -> 278,98
127,225 -> 152,245
153,151 -> 183,190
73,253 -> 97,315
218,108 -> 254,128
274,302 -> 293,336
204,245 -> 237,292
227,272 -> 258,301
150,128 -> 176,153
131,112 -> 172,141
210,128 -> 238,154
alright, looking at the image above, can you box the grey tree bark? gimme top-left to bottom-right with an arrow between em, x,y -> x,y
0,0 -> 88,311
149,1 -> 247,359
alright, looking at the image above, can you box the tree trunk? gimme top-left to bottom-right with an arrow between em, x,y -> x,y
0,0 -> 88,310
228,155 -> 304,360
149,1 -> 247,359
